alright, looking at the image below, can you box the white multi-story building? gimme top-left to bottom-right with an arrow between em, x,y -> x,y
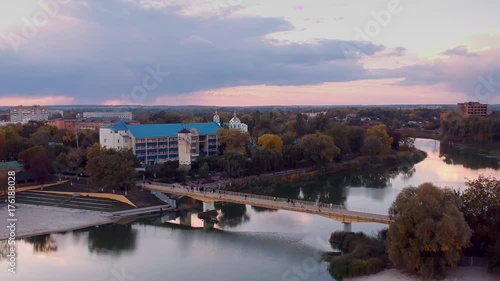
100,118 -> 221,167
83,111 -> 132,120
10,105 -> 49,122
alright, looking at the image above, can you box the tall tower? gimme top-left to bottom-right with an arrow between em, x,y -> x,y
178,128 -> 192,170
213,110 -> 220,126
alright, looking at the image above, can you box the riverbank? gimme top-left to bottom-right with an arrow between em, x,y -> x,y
223,148 -> 427,194
346,267 -> 499,281
0,204 -> 116,240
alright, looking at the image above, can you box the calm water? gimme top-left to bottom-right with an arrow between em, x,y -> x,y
1,139 -> 499,281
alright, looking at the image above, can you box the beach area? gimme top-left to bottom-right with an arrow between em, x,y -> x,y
0,203 -> 116,240
347,267 -> 499,281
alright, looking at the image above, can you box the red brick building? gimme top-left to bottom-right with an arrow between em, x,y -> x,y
457,102 -> 489,117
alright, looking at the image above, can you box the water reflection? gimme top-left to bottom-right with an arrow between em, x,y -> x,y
439,142 -> 500,170
87,224 -> 137,256
0,240 -> 7,261
24,234 -> 58,253
252,206 -> 278,213
216,203 -> 250,228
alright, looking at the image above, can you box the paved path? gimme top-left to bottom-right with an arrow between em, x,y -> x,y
145,183 -> 391,224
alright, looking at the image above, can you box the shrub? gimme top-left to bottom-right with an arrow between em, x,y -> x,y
327,230 -> 389,279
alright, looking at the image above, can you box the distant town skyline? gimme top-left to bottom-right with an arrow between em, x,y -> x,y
1,0 -> 500,106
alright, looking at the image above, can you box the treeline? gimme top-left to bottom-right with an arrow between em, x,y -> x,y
206,122 -> 422,180
441,112 -> 500,141
0,121 -> 137,191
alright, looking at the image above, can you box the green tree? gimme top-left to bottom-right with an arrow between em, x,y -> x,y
251,147 -> 283,173
86,144 -> 137,191
198,162 -> 210,179
221,151 -> 247,178
461,175 -> 500,272
348,126 -> 366,154
282,144 -> 303,169
300,133 -> 340,169
281,131 -> 296,146
361,136 -> 384,157
387,183 -> 472,279
326,123 -> 351,155
29,126 -> 57,147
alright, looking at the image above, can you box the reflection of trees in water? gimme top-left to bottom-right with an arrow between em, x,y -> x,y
274,162 -> 422,205
24,234 -> 58,253
439,143 -> 500,170
217,203 -> 250,228
399,166 -> 416,181
0,240 -> 8,261
251,206 -> 278,213
87,224 -> 137,256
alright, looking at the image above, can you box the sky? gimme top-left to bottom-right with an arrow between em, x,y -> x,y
0,0 -> 500,106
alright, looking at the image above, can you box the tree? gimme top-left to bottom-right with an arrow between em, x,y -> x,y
257,134 -> 283,152
86,144 -> 137,191
281,131 -> 296,146
251,147 -> 283,173
217,128 -> 250,154
29,126 -> 56,147
295,113 -> 310,136
387,183 -> 472,279
199,163 -> 210,179
366,125 -> 393,155
300,133 -> 340,169
221,151 -> 247,178
326,123 -> 351,155
361,136 -> 384,157
18,146 -> 54,185
282,144 -> 303,169
461,175 -> 500,272
348,126 -> 366,154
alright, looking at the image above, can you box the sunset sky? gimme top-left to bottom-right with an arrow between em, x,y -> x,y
1,0 -> 500,106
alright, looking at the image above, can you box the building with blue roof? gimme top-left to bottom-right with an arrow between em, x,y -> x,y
99,116 -> 223,166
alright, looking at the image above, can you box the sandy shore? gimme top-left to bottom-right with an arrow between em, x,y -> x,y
0,204 -> 116,240
347,267 -> 499,281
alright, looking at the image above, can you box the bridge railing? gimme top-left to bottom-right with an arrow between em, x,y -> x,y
148,182 -> 388,216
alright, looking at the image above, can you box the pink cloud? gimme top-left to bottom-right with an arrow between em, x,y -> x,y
153,78 -> 466,106
0,95 -> 74,106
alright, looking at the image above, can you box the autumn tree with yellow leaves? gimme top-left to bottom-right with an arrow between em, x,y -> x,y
257,133 -> 283,152
366,124 -> 393,156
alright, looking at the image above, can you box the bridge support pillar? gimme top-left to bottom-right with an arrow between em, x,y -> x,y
343,222 -> 352,232
180,213 -> 192,227
203,220 -> 214,230
203,201 -> 215,212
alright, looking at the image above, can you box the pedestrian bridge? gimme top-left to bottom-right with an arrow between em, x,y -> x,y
144,182 -> 391,230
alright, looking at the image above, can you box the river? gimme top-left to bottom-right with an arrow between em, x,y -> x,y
1,139 -> 498,281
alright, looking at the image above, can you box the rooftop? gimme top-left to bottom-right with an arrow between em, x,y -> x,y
0,161 -> 24,170
102,122 -> 222,138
